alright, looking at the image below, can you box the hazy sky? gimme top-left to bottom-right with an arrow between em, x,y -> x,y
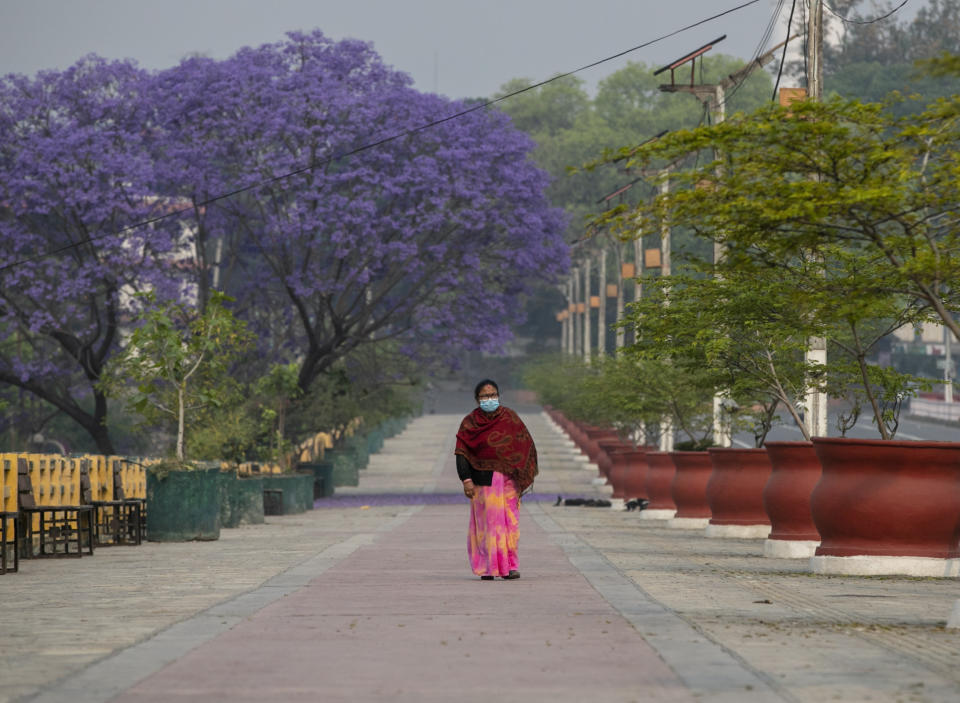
0,0 -> 813,99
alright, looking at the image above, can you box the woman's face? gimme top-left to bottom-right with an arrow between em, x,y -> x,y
476,384 -> 498,405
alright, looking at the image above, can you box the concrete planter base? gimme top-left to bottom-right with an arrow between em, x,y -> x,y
705,523 -> 770,539
639,509 -> 676,520
764,539 -> 819,559
668,517 -> 710,530
810,555 -> 960,577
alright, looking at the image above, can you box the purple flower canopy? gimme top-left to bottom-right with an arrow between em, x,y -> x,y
152,30 -> 569,385
0,29 -> 568,450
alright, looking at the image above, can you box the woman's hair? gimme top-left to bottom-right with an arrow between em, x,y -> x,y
474,378 -> 500,399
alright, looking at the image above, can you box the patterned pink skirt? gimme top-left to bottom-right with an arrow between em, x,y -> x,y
468,471 -> 519,577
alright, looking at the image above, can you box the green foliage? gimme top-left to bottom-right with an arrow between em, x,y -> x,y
620,268 -> 819,444
100,291 -> 253,461
599,88 -> 958,438
809,1 -> 960,108
496,55 -> 773,344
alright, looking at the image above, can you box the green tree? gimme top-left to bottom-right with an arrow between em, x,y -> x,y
100,291 -> 253,463
599,93 -> 952,437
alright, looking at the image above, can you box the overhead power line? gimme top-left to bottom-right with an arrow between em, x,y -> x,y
824,0 -> 910,25
773,0 -> 800,100
0,0 -> 762,276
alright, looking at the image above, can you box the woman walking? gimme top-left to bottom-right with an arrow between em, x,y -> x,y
455,379 -> 538,580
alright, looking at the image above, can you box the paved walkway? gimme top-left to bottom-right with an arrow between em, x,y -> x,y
2,402 -> 960,702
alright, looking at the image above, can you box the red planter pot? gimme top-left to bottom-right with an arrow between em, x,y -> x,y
810,437 -> 960,575
587,428 -> 620,463
607,447 -> 649,500
669,451 -> 713,523
705,448 -> 772,538
762,442 -> 821,558
643,451 -> 677,518
566,420 -> 589,455
622,449 -> 650,501
597,437 -> 630,480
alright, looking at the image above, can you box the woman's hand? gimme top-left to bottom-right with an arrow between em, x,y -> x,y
462,479 -> 476,499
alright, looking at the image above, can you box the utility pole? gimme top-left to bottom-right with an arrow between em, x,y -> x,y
658,174 -> 674,452
615,243 -> 626,349
808,0 -> 823,101
571,267 -> 581,357
597,248 -> 607,356
656,35 -> 798,447
804,0 -> 829,438
583,258 -> 592,362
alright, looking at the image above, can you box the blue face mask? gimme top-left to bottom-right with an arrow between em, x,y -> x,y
479,398 -> 500,413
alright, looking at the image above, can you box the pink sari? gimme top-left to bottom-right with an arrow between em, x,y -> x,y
468,472 -> 519,577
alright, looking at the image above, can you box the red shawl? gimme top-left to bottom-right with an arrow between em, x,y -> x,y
455,406 -> 538,494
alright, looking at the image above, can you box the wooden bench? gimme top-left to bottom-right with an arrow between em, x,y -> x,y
89,459 -> 143,546
0,511 -> 17,574
17,457 -> 94,558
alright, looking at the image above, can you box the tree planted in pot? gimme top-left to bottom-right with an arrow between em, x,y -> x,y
100,291 -> 253,540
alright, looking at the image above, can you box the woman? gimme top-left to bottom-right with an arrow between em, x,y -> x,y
455,379 -> 538,580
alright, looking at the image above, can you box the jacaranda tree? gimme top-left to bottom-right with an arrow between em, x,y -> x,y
0,31 -> 568,451
151,31 -> 569,393
0,57 -> 184,453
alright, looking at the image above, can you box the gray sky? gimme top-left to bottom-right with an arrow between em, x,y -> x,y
1,0 -> 807,99
0,1 -> 926,99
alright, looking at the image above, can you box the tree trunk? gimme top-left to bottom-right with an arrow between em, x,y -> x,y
177,383 -> 186,462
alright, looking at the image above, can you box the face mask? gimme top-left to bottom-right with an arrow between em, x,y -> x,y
479,398 -> 500,413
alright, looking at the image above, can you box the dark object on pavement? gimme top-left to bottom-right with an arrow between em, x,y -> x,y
557,497 -> 612,508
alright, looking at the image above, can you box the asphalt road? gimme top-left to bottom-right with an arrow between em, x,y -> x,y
734,407 -> 959,447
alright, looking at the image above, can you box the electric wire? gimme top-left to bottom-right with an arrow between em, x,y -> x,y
719,0 -> 786,110
773,0 -> 800,100
0,0 -> 762,276
824,0 -> 909,25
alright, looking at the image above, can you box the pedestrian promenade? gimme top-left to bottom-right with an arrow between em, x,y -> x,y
3,400 -> 960,702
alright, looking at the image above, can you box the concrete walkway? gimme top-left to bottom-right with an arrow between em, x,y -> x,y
3,403 -> 960,702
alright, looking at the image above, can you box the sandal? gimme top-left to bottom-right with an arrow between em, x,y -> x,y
503,570 -> 520,580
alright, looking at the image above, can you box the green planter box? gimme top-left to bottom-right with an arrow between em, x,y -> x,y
298,462 -> 335,498
219,472 -> 264,528
146,467 -> 221,541
261,474 -> 314,514
365,429 -> 385,455
344,438 -> 369,470
326,450 -> 359,487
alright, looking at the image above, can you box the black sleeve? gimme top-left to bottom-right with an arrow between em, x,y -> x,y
456,454 -> 473,482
